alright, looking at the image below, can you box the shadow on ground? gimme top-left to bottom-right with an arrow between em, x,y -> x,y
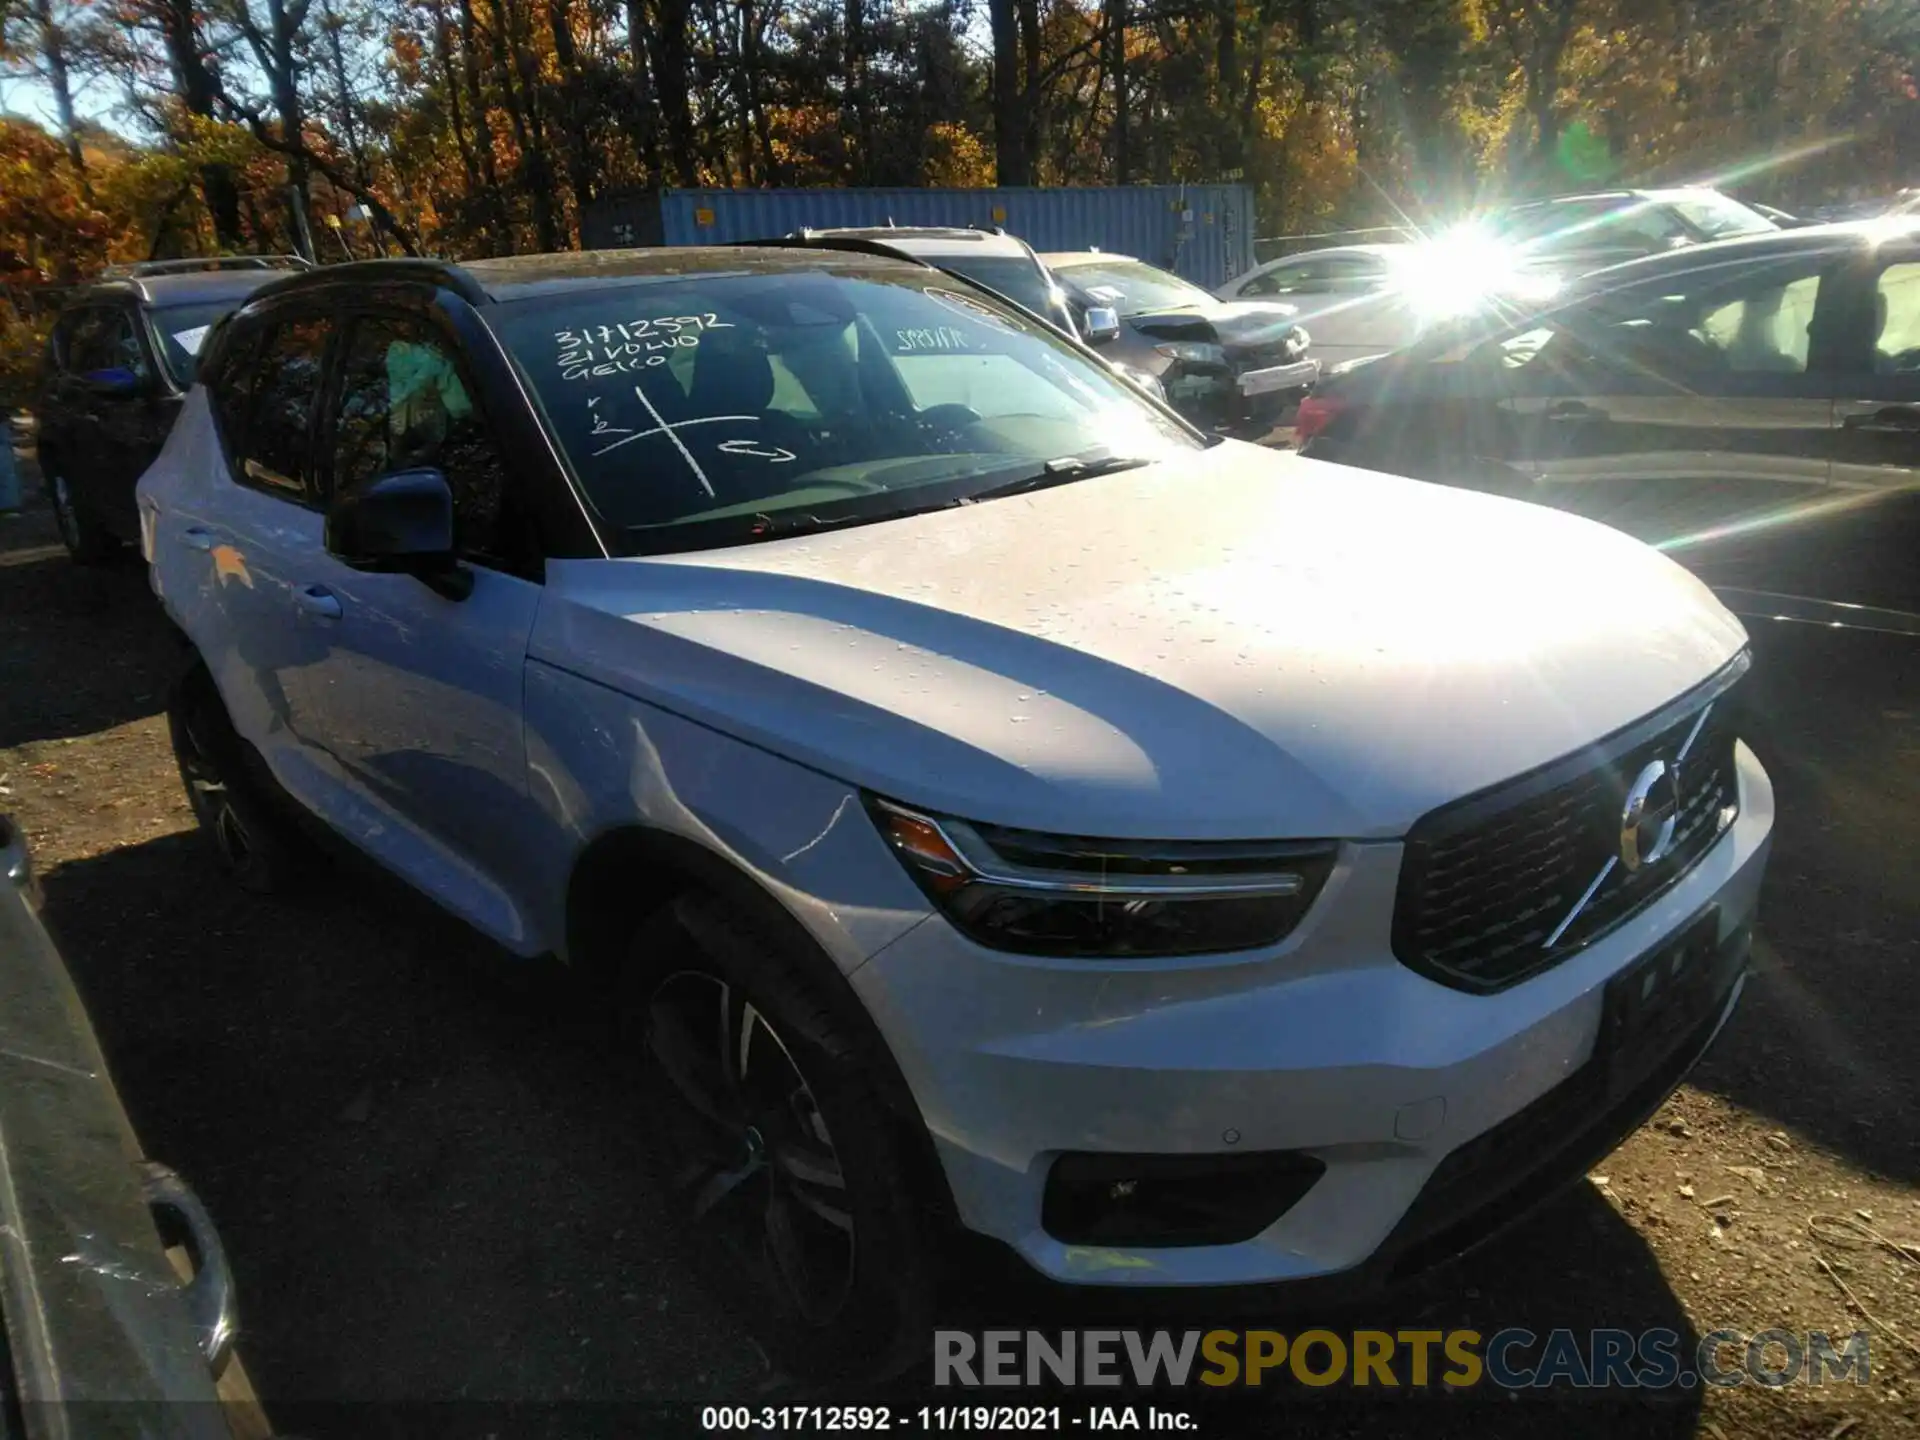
0,488 -> 179,748
1689,621 -> 1920,1184
43,824 -> 1706,1436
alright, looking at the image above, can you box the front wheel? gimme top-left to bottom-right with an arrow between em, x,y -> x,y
626,897 -> 937,1381
45,464 -> 119,564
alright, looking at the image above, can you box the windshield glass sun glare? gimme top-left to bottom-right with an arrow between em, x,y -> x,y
491,267 -> 1197,555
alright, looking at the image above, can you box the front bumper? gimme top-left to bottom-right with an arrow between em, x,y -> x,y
849,741 -> 1773,1288
1236,358 -> 1320,399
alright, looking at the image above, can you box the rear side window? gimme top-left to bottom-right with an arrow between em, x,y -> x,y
204,319 -> 265,448
236,315 -> 332,500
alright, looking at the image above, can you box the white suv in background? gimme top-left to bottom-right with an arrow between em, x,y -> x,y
140,248 -> 1773,1379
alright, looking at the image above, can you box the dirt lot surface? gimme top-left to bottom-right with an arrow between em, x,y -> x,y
2,451 -> 1918,1438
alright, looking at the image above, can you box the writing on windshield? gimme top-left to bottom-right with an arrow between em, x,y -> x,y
491,268 -> 1194,552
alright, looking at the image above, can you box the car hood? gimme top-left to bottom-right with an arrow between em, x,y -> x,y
535,445 -> 1747,840
1127,302 -> 1305,352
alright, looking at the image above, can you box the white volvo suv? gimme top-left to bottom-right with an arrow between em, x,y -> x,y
138,248 -> 1772,1378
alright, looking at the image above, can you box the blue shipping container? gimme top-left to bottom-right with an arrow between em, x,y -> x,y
581,186 -> 1257,292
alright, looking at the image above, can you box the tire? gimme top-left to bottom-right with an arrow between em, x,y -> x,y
166,660 -> 296,895
624,895 -> 937,1381
44,461 -> 119,564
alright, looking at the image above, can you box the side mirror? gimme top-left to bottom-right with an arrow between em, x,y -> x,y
84,366 -> 146,397
1081,307 -> 1121,346
325,468 -> 468,596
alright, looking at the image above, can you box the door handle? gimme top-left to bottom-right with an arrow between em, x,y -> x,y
1545,401 -> 1605,422
180,526 -> 215,552
1841,405 -> 1920,433
294,584 -> 342,620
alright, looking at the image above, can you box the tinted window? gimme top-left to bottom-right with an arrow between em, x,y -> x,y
1698,274 -> 1821,373
238,315 -> 331,499
204,319 -> 264,446
1257,256 -> 1387,295
1459,255 -> 1837,381
64,308 -> 151,383
332,314 -> 511,561
1872,262 -> 1920,372
489,267 -> 1195,553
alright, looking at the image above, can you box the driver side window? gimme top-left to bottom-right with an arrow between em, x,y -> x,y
331,314 -> 512,565
65,308 -> 152,383
1478,260 -> 1832,386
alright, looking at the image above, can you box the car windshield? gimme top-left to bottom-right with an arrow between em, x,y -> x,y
151,300 -> 242,383
1056,259 -> 1214,315
1664,193 -> 1778,239
1487,202 -> 1628,247
929,255 -> 1060,322
489,265 -> 1198,555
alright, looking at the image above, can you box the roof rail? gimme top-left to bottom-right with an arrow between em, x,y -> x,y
731,234 -> 939,268
98,255 -> 315,280
245,256 -> 489,306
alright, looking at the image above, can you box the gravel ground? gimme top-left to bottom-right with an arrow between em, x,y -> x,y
1,451 -> 1916,1439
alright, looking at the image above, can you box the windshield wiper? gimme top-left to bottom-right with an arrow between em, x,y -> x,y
967,452 -> 1152,502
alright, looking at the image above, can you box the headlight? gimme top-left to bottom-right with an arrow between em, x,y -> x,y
866,797 -> 1337,958
1154,340 -> 1227,366
1285,326 -> 1311,357
1108,362 -> 1167,401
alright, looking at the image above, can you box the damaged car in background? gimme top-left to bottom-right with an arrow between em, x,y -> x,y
1044,250 -> 1317,431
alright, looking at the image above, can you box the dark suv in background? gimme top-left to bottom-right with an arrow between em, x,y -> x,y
35,257 -> 309,563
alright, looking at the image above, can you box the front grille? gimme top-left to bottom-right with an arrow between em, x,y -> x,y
1393,658 -> 1747,992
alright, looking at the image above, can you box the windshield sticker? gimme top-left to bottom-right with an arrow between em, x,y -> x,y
171,324 -> 211,354
1085,285 -> 1127,303
554,314 -> 735,381
893,326 -> 973,353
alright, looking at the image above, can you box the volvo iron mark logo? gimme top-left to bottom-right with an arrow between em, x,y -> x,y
1620,758 -> 1680,872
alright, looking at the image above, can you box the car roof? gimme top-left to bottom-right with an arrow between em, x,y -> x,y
1263,243 -> 1405,265
245,246 -> 932,306
793,227 -> 1032,257
1501,187 -> 1748,215
66,269 -> 289,309
1566,216 -> 1916,287
1039,252 -> 1143,268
